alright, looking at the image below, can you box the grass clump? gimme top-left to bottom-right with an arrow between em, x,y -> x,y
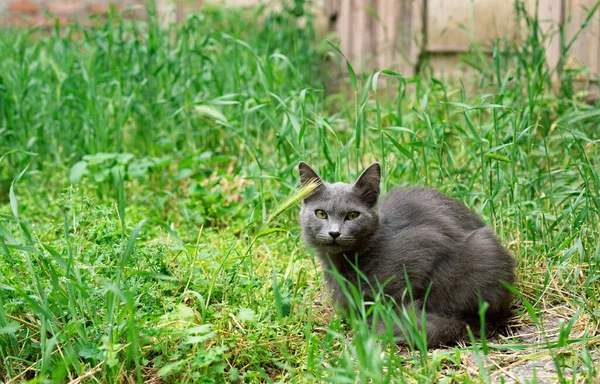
1,0 -> 599,382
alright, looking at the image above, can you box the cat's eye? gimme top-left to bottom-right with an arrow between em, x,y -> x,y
315,210 -> 328,219
346,212 -> 360,221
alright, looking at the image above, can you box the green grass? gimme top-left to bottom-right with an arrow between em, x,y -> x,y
1,1 -> 599,382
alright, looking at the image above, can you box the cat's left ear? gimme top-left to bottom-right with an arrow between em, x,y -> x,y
354,162 -> 381,207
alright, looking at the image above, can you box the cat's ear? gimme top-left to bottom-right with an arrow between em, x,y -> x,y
298,162 -> 323,188
354,162 -> 381,207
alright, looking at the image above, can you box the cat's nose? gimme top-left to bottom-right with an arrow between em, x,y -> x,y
328,231 -> 341,239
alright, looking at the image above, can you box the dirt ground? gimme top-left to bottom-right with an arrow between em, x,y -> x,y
458,305 -> 600,383
313,293 -> 600,382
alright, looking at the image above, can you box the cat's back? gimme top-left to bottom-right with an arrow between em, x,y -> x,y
379,186 -> 485,232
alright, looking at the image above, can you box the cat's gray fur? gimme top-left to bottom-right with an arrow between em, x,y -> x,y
298,161 -> 515,347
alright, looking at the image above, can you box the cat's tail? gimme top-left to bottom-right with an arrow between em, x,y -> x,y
408,312 -> 474,347
419,312 -> 473,346
375,312 -> 477,347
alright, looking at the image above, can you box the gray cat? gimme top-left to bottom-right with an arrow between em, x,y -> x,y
298,161 -> 515,346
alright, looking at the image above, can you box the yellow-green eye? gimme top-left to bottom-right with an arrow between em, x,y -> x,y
346,212 -> 360,221
315,210 -> 327,219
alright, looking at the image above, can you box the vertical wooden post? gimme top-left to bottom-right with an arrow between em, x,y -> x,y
338,0 -> 354,62
331,0 -> 422,75
351,0 -> 368,68
396,0 -> 423,75
537,0 -> 563,75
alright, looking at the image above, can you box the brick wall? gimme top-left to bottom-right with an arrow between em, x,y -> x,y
0,0 -> 156,27
0,0 -> 238,27
0,1 -> 321,27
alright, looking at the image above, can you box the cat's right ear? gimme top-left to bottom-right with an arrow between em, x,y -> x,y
354,162 -> 381,207
298,162 -> 323,188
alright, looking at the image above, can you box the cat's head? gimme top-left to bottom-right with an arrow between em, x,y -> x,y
298,162 -> 381,254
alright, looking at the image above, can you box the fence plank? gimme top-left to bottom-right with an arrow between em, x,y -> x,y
396,0 -> 422,75
375,0 -> 423,74
537,0 -> 563,75
348,0 -> 373,68
339,0 -> 354,60
426,0 -> 540,52
564,0 -> 600,74
375,0 -> 388,70
328,0 -> 422,74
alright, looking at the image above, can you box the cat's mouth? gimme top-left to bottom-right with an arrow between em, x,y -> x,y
325,238 -> 349,247
314,235 -> 352,248
318,239 -> 340,247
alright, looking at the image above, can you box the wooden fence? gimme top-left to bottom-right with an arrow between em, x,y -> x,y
156,0 -> 600,80
324,0 -> 600,79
